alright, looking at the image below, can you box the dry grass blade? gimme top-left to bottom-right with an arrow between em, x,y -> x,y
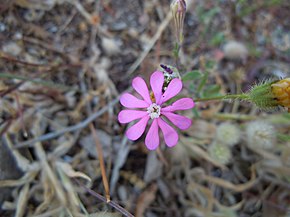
56,162 -> 88,215
0,171 -> 38,187
56,161 -> 91,182
90,123 -> 110,202
34,142 -> 67,205
181,137 -> 227,169
187,182 -> 216,213
32,207 -> 63,217
15,183 -> 29,217
202,166 -> 257,192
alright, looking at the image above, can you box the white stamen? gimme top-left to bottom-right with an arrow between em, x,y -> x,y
147,103 -> 161,119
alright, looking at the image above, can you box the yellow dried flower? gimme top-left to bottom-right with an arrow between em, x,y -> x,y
271,78 -> 290,111
246,78 -> 290,112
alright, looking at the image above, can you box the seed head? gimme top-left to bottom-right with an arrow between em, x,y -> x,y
223,41 -> 248,60
246,121 -> 276,150
209,142 -> 232,165
216,123 -> 241,147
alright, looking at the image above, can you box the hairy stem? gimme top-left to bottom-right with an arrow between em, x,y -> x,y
194,93 -> 249,102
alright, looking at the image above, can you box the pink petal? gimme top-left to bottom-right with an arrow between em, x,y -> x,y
132,77 -> 152,104
118,110 -> 147,123
120,93 -> 149,108
160,78 -> 182,104
162,111 -> 192,130
162,98 -> 195,112
150,71 -> 164,104
126,116 -> 149,140
145,119 -> 159,150
157,118 -> 178,147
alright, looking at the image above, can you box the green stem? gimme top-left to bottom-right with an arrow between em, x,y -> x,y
173,42 -> 180,69
194,93 -> 249,102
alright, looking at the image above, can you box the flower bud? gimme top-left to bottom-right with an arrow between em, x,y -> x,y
271,78 -> 290,112
170,0 -> 186,45
247,80 -> 278,110
246,78 -> 290,112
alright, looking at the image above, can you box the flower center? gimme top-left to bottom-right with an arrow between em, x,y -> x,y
147,103 -> 161,119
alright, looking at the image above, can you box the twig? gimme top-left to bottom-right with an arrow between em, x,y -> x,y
0,73 -> 76,91
0,52 -> 81,70
0,52 -> 50,68
74,178 -> 134,217
0,81 -> 24,97
72,0 -> 99,25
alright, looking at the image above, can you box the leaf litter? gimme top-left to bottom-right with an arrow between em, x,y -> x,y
0,0 -> 290,216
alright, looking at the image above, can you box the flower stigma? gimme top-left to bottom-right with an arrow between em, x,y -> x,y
147,103 -> 161,119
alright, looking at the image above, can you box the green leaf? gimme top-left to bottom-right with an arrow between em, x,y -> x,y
278,133 -> 290,142
203,84 -> 221,98
197,70 -> 209,93
210,32 -> 225,46
189,83 -> 195,92
192,107 -> 200,118
205,60 -> 216,69
182,70 -> 203,82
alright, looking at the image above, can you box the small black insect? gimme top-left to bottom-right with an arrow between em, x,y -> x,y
160,64 -> 173,74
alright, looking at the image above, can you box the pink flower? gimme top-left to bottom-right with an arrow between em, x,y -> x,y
118,71 -> 195,150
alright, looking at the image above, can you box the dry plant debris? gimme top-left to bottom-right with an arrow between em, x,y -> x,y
0,0 -> 290,217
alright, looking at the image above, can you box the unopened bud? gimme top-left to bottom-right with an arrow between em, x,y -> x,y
171,0 -> 186,45
247,80 -> 278,110
247,78 -> 290,112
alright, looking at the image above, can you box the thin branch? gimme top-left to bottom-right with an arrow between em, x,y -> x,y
0,81 -> 24,97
